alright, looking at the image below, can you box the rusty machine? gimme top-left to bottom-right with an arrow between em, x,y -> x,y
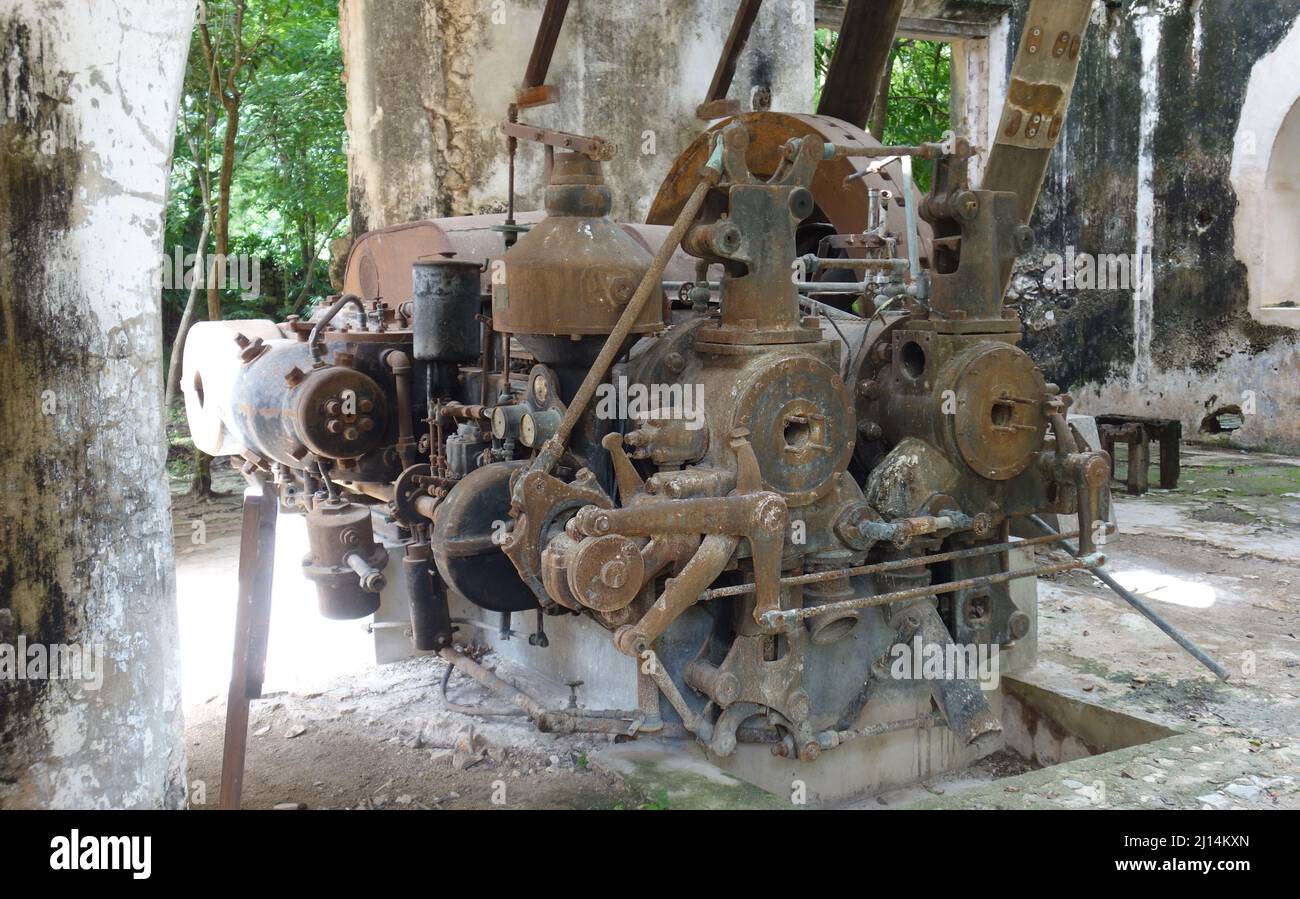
187,2 -> 1227,801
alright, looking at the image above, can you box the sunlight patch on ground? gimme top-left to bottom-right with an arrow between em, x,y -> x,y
175,514 -> 379,708
1107,568 -> 1218,609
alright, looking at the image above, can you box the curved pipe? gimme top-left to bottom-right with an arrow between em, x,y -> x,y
383,349 -> 417,469
309,293 -> 367,364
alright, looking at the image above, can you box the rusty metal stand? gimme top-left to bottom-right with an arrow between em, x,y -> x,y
219,473 -> 279,809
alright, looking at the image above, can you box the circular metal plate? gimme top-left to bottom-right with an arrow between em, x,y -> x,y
949,343 -> 1047,481
732,354 -> 854,505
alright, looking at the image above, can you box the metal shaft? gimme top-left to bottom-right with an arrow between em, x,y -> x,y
1027,515 -> 1230,681
701,528 -> 1078,601
761,553 -> 1103,630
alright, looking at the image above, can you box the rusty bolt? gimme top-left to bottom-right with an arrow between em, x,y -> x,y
952,190 -> 979,222
857,379 -> 879,399
325,399 -> 342,416
358,417 -> 375,432
343,426 -> 359,441
359,398 -> 374,413
664,351 -> 685,374
798,741 -> 821,763
325,419 -> 342,434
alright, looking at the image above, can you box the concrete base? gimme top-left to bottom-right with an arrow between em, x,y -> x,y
370,534 -> 1044,803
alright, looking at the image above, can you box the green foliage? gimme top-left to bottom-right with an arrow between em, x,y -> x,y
164,0 -> 347,333
812,30 -> 953,189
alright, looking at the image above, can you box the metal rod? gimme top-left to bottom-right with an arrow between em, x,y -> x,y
760,553 -> 1104,630
1027,515 -> 1230,681
900,156 -> 921,280
701,529 -> 1079,601
806,257 -> 909,272
818,713 -> 943,750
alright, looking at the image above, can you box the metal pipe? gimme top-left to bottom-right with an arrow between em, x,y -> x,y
760,553 -> 1105,630
701,529 -> 1078,601
343,551 -> 386,593
308,293 -> 367,365
801,255 -> 908,273
1027,515 -> 1230,681
817,713 -> 942,750
900,156 -> 921,280
384,349 -> 417,469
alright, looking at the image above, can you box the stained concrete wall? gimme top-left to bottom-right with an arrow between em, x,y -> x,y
0,0 -> 191,808
340,0 -> 814,231
998,0 -> 1300,452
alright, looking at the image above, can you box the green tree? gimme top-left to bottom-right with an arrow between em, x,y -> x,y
813,30 -> 952,189
164,0 -> 347,494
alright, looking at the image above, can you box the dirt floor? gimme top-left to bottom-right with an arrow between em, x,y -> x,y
174,445 -> 1300,809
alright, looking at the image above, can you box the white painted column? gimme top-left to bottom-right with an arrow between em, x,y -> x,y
0,0 -> 194,808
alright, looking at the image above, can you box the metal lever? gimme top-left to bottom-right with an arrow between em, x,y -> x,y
1028,514 -> 1229,682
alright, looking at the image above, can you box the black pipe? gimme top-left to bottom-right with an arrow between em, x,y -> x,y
405,543 -> 451,651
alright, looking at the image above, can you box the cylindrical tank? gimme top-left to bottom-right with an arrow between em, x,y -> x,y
301,498 -> 389,620
491,152 -> 662,363
412,256 -> 482,363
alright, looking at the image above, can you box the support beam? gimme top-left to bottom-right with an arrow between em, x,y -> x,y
0,0 -> 192,808
980,0 -> 1094,224
699,0 -> 764,115
816,0 -> 906,128
522,0 -> 570,89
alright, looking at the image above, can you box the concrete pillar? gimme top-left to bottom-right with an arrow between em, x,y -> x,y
340,0 -> 815,232
0,0 -> 193,808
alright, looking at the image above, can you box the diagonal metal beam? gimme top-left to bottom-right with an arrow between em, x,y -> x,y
702,0 -> 764,107
980,0 -> 1093,224
219,473 -> 279,809
815,0 -> 905,128
521,0 -> 570,90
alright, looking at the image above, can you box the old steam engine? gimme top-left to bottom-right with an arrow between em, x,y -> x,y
184,10 -> 1111,768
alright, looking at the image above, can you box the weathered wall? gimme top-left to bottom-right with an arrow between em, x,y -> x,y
340,0 -> 814,231
1002,0 -> 1300,451
0,0 -> 191,808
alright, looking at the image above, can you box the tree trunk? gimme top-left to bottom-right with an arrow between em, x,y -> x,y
165,212 -> 211,412
0,0 -> 192,809
869,48 -> 895,141
207,102 -> 239,323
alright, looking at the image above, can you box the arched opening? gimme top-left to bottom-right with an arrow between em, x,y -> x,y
1263,99 -> 1300,312
1231,17 -> 1300,328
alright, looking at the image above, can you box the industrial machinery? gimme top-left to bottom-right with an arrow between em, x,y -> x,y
188,0 -> 1142,781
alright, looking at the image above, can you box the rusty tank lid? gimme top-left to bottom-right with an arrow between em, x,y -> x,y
491,151 -> 663,339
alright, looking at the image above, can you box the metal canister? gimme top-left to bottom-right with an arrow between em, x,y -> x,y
412,255 -> 482,363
